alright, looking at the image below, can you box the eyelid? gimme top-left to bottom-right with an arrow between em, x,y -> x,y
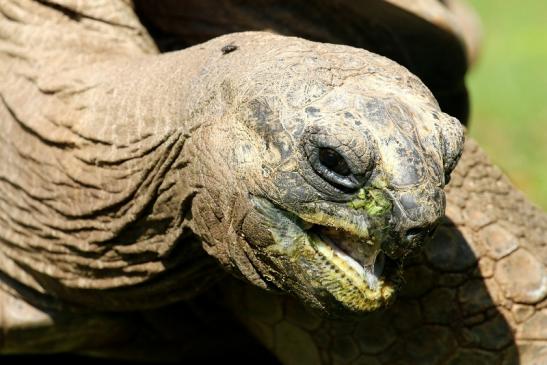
318,148 -> 351,176
307,146 -> 362,192
300,125 -> 375,193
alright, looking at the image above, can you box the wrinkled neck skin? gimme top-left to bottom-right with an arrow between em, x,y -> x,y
0,26 -> 246,309
1,30 -> 464,312
1,2 -> 544,362
3,32 -> 320,310
0,13 -> 294,309
1,3 -> 464,314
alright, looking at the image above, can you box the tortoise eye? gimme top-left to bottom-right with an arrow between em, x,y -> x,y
319,148 -> 351,176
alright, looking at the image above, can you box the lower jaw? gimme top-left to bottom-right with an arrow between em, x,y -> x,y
307,234 -> 399,314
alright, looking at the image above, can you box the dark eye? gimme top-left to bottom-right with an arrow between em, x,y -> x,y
308,147 -> 361,193
319,148 -> 351,176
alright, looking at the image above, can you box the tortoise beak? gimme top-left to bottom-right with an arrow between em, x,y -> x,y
383,186 -> 445,258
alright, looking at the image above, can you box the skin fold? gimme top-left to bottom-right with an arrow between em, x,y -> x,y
0,0 -> 463,311
225,138 -> 547,365
0,1 -> 545,364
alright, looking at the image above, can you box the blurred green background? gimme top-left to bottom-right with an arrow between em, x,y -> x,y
467,0 -> 547,209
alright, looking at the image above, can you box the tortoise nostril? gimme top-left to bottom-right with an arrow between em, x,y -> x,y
405,227 -> 427,242
404,223 -> 440,245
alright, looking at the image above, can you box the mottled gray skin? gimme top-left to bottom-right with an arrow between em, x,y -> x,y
135,0 -> 480,123
226,138 -> 547,365
0,1 -> 545,364
225,45 -> 464,314
0,0 -> 463,316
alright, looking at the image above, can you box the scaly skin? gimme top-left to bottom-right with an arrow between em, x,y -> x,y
0,0 -> 464,314
135,0 -> 475,122
0,1 -> 545,364
226,139 -> 547,365
2,136 -> 546,362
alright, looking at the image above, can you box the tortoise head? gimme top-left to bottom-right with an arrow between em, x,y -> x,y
188,34 -> 464,316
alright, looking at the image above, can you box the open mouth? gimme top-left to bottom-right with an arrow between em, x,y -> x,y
305,224 -> 400,291
248,195 -> 403,313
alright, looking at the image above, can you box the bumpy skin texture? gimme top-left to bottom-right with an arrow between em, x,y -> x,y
0,0 -> 464,316
0,1 -> 545,364
0,0 -> 224,310
135,0 -> 474,123
226,139 -> 547,365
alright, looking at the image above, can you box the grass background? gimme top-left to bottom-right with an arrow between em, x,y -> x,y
467,0 -> 547,209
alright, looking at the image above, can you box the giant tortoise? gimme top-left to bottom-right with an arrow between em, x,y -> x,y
0,1 -> 545,364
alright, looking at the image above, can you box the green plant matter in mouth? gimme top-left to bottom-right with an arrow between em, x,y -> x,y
349,188 -> 392,217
